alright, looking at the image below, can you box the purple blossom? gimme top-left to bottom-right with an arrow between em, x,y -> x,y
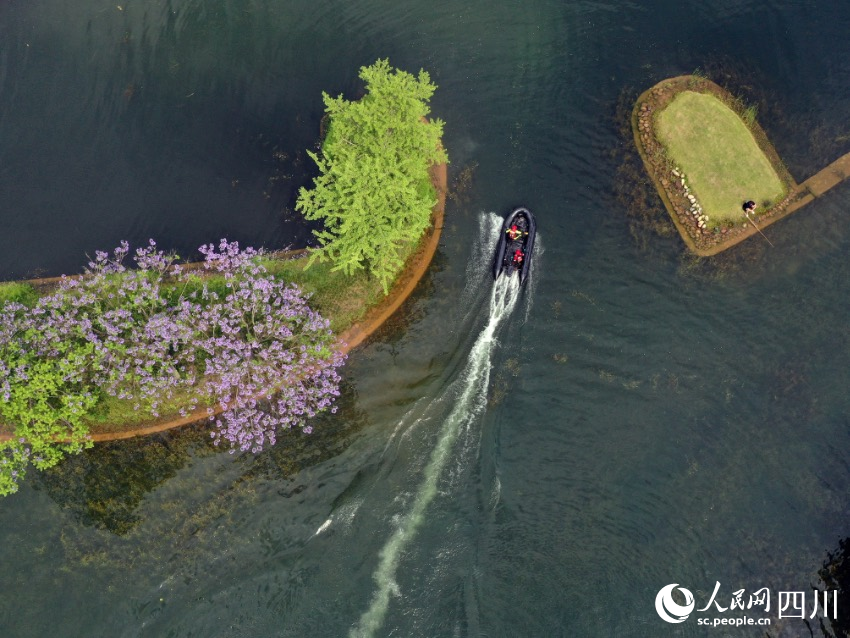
1,239 -> 346,492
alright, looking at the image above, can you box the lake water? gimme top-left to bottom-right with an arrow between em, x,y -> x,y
2,1 -> 850,636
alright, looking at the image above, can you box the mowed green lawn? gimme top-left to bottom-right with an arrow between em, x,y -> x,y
655,91 -> 786,225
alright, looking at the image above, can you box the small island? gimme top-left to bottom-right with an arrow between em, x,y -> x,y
633,75 -> 850,255
0,59 -> 447,496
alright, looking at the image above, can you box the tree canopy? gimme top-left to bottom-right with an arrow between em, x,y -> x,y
296,59 -> 447,293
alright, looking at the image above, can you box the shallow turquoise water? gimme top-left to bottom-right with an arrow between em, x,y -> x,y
2,1 -> 850,636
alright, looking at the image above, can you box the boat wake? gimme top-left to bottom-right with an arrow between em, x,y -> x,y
351,213 -> 528,637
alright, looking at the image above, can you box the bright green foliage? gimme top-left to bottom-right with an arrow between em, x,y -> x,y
0,282 -> 38,307
296,59 -> 447,293
0,337 -> 98,496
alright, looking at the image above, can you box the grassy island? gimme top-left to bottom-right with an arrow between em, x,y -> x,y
655,91 -> 787,225
633,75 -> 803,255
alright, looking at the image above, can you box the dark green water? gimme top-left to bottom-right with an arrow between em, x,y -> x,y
2,1 -> 850,636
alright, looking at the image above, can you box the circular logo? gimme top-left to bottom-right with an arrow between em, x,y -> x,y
655,584 -> 695,623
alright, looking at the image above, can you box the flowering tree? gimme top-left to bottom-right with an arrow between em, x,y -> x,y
192,240 -> 344,452
0,240 -> 345,495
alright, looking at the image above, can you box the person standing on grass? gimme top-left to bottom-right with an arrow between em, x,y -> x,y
743,200 -> 757,214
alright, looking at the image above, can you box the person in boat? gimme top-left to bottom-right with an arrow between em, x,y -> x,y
512,248 -> 524,266
507,224 -> 522,241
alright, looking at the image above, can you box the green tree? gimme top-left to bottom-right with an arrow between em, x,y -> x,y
0,337 -> 98,496
296,59 -> 448,293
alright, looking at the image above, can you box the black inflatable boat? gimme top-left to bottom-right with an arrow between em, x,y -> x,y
493,207 -> 536,283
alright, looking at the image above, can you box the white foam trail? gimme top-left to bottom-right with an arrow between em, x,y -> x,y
378,214 -> 503,460
461,212 -> 504,307
351,223 -> 522,637
489,475 -> 502,511
313,518 -> 333,537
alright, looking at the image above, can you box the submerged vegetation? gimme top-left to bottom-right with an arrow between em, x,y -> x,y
36,379 -> 368,538
297,59 -> 448,293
